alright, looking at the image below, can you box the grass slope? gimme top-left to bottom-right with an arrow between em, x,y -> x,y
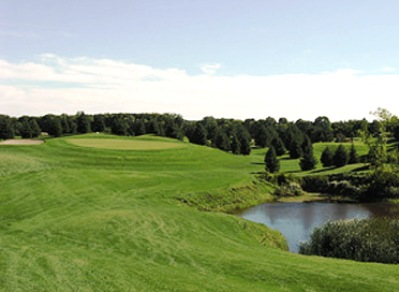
0,134 -> 398,291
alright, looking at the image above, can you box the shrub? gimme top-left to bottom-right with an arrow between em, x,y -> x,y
274,181 -> 304,197
299,218 -> 399,264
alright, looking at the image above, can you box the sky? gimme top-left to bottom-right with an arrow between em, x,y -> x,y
1,0 -> 399,121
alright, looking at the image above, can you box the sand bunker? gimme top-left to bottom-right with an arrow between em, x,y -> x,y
0,139 -> 44,145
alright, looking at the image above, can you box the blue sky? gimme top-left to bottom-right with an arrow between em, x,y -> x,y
1,0 -> 399,120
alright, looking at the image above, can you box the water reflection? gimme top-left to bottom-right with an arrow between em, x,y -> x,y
235,202 -> 399,253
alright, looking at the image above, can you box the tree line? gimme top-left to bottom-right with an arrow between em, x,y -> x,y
1,111 -> 399,157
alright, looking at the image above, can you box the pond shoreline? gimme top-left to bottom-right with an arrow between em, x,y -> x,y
235,199 -> 399,253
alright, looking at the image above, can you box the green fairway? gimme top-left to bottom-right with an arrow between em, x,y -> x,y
0,134 -> 398,291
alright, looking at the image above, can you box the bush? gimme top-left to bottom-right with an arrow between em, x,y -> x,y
301,174 -> 371,199
299,218 -> 399,264
363,170 -> 399,200
274,181 -> 304,197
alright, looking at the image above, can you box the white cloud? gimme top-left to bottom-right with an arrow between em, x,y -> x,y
200,63 -> 222,75
0,55 -> 399,121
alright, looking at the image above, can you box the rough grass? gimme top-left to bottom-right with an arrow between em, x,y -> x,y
0,134 -> 398,291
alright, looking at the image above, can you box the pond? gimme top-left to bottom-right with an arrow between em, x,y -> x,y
235,201 -> 399,253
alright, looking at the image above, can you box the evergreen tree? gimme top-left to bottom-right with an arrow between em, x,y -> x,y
239,134 -> 251,155
254,125 -> 269,148
348,143 -> 358,164
289,139 -> 302,159
299,136 -> 317,171
265,146 -> 280,173
272,137 -> 286,156
320,146 -> 334,167
281,124 -> 303,150
333,144 -> 349,167
236,125 -> 251,155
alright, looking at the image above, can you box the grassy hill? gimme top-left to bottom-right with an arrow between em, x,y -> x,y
0,134 -> 398,291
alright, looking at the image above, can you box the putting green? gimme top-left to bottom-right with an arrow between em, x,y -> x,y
66,137 -> 187,150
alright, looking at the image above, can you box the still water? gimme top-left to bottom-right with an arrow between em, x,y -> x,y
235,201 -> 399,253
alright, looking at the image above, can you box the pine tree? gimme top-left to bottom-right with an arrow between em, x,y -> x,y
289,139 -> 302,159
272,137 -> 286,156
321,146 -> 334,167
348,143 -> 358,164
254,125 -> 269,148
265,146 -> 280,173
237,125 -> 251,155
239,135 -> 251,155
333,144 -> 348,167
299,136 -> 317,171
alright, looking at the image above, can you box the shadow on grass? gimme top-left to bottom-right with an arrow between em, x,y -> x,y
280,157 -> 297,161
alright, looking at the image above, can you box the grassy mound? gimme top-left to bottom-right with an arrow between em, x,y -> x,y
0,134 -> 398,291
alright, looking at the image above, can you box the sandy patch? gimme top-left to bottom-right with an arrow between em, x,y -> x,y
0,139 -> 44,145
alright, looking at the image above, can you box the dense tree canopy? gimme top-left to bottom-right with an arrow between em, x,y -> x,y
2,109 -> 399,160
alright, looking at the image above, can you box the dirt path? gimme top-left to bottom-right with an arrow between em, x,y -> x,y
0,139 -> 44,145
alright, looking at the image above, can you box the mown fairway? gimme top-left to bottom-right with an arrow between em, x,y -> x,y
0,134 -> 398,291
